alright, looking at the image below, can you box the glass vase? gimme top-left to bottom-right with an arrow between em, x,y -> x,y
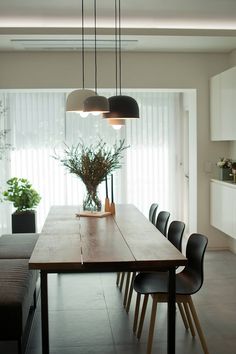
83,185 -> 102,212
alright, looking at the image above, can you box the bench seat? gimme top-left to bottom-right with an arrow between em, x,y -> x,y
0,233 -> 39,353
0,259 -> 37,342
0,233 -> 39,259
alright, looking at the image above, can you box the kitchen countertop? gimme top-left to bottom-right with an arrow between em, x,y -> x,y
211,178 -> 236,188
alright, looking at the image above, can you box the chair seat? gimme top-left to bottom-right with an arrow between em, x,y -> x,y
134,270 -> 201,296
133,234 -> 209,354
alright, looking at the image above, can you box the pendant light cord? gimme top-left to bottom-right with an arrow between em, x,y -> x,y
118,0 -> 122,95
115,0 -> 118,96
94,0 -> 98,94
82,0 -> 85,89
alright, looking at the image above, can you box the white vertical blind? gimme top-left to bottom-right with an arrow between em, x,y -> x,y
123,91 -> 182,221
0,90 -> 183,233
0,93 -> 11,235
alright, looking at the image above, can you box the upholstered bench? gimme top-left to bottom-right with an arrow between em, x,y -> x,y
0,233 -> 39,259
0,233 -> 39,354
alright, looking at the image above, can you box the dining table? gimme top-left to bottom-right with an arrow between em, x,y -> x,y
29,204 -> 187,354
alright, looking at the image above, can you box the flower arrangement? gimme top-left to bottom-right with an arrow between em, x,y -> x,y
216,157 -> 232,169
54,139 -> 129,211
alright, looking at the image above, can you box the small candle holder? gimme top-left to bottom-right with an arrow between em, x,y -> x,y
110,174 -> 115,214
105,198 -> 110,212
110,202 -> 115,215
104,176 -> 110,211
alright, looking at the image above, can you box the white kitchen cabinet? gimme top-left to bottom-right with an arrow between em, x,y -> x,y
210,179 -> 236,239
210,75 -> 221,140
210,66 -> 236,141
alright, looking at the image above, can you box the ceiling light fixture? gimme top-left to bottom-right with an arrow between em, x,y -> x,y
106,0 -> 125,130
66,0 -> 96,116
83,0 -> 109,115
103,0 -> 139,121
108,118 -> 125,130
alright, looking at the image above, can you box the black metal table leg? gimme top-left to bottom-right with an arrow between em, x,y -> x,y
168,267 -> 176,354
41,271 -> 49,354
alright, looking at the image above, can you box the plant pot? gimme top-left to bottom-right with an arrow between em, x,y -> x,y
12,210 -> 36,233
219,168 -> 233,181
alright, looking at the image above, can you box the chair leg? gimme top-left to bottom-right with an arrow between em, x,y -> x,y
123,272 -> 131,307
119,272 -> 126,291
183,302 -> 196,337
116,272 -> 121,286
188,296 -> 209,354
33,289 -> 37,310
17,338 -> 22,354
146,295 -> 158,354
125,271 -> 136,313
137,294 -> 149,339
133,293 -> 141,333
177,302 -> 189,330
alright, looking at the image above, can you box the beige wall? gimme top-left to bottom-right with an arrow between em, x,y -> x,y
0,50 -> 232,249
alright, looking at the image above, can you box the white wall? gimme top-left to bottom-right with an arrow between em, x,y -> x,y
0,50 -> 231,249
228,50 -> 236,251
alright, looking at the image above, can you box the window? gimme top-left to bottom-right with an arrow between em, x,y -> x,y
0,90 -> 183,233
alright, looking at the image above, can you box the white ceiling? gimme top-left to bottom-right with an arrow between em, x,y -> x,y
1,0 -> 236,53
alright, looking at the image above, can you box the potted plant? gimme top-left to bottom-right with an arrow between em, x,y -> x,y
2,177 -> 41,233
216,157 -> 233,181
54,139 -> 128,212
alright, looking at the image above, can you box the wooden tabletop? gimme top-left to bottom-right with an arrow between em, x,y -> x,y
29,205 -> 187,272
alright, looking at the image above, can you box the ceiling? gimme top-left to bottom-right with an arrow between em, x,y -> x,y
1,0 -> 236,53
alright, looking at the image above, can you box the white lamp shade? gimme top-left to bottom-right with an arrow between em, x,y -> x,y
66,89 -> 97,113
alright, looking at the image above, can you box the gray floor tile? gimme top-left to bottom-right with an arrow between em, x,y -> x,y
27,345 -> 115,354
28,309 -> 113,350
4,250 -> 236,354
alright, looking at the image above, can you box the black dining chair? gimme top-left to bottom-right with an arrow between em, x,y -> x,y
149,203 -> 159,225
116,203 -> 159,294
167,220 -> 185,252
133,233 -> 209,354
124,220 -> 185,314
155,210 -> 170,236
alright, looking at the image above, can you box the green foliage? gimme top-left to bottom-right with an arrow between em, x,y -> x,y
54,139 -> 129,189
2,177 -> 41,212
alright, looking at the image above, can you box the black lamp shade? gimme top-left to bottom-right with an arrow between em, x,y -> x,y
103,95 -> 139,119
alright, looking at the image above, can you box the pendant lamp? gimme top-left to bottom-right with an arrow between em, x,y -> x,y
66,0 -> 96,116
103,0 -> 139,120
108,118 -> 125,130
83,0 -> 109,115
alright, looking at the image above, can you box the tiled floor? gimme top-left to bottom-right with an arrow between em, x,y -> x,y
1,250 -> 236,354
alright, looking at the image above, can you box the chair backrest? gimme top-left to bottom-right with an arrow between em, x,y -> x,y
155,211 -> 170,236
183,233 -> 208,294
167,220 -> 185,252
149,203 -> 158,225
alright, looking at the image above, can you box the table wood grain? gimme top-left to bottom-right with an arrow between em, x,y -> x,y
29,205 -> 186,272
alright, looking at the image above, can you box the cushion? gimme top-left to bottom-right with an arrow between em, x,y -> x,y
0,259 -> 37,339
0,233 -> 39,259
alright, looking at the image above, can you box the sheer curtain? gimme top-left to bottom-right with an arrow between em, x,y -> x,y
0,94 -> 11,235
0,89 -> 183,233
123,91 -> 182,221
